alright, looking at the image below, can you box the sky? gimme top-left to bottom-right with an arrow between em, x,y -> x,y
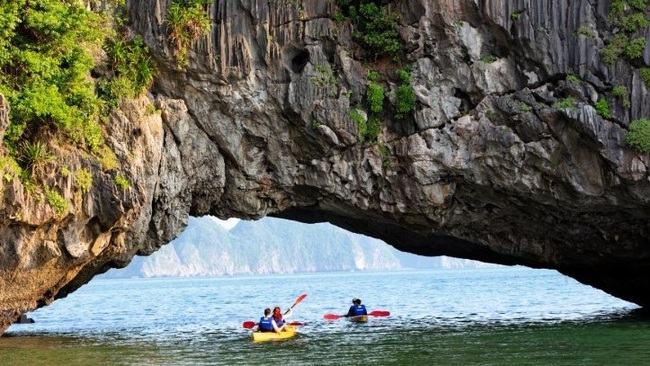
208,216 -> 240,230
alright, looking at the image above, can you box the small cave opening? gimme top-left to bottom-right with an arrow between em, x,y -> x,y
282,45 -> 310,74
453,87 -> 477,112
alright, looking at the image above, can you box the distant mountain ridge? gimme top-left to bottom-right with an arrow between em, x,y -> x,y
104,217 -> 496,278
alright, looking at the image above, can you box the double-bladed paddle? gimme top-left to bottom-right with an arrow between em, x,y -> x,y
242,293 -> 308,329
242,321 -> 304,329
323,310 -> 391,320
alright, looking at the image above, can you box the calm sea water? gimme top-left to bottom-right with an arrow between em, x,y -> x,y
2,267 -> 650,365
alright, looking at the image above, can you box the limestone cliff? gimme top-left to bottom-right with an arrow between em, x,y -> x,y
2,0 -> 650,334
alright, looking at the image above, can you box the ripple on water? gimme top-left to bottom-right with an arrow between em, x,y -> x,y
2,269 -> 647,366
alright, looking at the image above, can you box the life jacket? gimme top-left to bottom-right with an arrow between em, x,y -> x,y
273,314 -> 284,326
350,304 -> 367,316
273,308 -> 284,326
258,316 -> 274,332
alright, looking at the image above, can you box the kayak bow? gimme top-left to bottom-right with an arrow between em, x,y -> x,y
348,315 -> 368,323
252,325 -> 297,342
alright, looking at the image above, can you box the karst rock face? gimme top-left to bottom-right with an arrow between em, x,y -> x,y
2,0 -> 650,334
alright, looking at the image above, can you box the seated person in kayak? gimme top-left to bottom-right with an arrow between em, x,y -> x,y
346,298 -> 367,317
257,308 -> 285,333
272,306 -> 292,327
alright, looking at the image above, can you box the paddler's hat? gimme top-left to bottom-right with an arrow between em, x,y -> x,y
352,298 -> 360,304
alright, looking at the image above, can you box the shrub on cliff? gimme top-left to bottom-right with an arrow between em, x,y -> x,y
366,81 -> 385,113
165,0 -> 212,69
0,0 -> 155,204
594,98 -> 610,118
0,0 -> 108,153
394,68 -> 415,119
626,118 -> 650,154
99,35 -> 157,110
603,1 -> 650,66
336,0 -> 403,60
0,0 -> 156,152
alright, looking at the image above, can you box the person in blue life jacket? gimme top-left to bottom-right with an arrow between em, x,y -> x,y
346,298 -> 368,317
257,308 -> 285,333
272,306 -> 292,327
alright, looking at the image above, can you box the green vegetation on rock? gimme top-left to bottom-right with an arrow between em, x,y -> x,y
99,35 -> 157,110
620,12 -> 649,32
366,80 -> 385,113
336,0 -> 403,61
349,108 -> 367,140
481,55 -> 497,63
165,0 -> 212,69
612,85 -> 631,108
594,98 -> 610,118
0,0 -> 156,192
0,0 -> 108,154
395,67 -> 415,119
603,0 -> 650,65
75,168 -> 93,193
46,186 -> 68,216
640,67 -> 650,89
114,174 -> 130,190
575,25 -> 595,38
566,74 -> 581,84
626,118 -> 650,154
0,0 -> 157,209
310,64 -> 339,98
553,97 -> 577,111
360,70 -> 384,143
378,143 -> 391,168
18,141 -> 55,177
335,1 -> 417,144
365,115 -> 381,143
625,37 -> 647,59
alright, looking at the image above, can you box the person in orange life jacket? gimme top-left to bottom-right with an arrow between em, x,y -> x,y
272,306 -> 292,327
257,308 -> 285,333
346,298 -> 367,317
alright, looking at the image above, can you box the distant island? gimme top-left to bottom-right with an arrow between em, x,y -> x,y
103,217 -> 498,278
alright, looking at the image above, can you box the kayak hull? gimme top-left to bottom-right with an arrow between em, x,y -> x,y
252,325 -> 296,342
348,315 -> 368,323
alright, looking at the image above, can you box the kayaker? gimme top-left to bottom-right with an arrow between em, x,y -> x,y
345,298 -> 368,317
257,308 -> 284,333
272,306 -> 292,327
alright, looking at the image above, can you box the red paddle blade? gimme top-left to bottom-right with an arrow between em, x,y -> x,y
369,310 -> 390,317
323,313 -> 341,320
242,321 -> 257,329
285,294 -> 307,315
289,321 -> 304,326
292,293 -> 307,308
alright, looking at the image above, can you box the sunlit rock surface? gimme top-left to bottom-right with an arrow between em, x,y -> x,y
2,0 -> 650,334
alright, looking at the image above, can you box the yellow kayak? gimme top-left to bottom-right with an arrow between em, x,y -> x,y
348,315 -> 368,323
252,325 -> 297,342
